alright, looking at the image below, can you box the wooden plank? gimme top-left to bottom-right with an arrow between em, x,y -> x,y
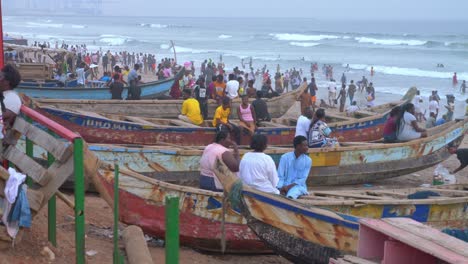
12,118 -> 72,162
38,153 -> 75,205
3,146 -> 49,186
74,110 -> 110,120
258,121 -> 289,128
343,255 -> 378,264
312,191 -> 388,200
170,119 -> 200,128
383,218 -> 468,258
360,218 -> 468,263
123,116 -> 159,126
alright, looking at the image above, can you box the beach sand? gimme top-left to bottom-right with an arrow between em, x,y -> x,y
0,136 -> 466,263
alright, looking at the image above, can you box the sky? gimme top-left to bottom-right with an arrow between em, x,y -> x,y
104,0 -> 468,20
5,0 -> 468,21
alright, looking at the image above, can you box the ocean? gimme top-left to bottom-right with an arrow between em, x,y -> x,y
4,15 -> 468,115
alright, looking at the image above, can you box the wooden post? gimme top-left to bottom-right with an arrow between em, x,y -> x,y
113,164 -> 121,264
74,138 -> 85,264
122,226 -> 153,264
47,151 -> 57,247
171,40 -> 177,64
25,117 -> 34,187
165,196 -> 179,264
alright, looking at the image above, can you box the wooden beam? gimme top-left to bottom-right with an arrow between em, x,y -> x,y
3,146 -> 49,186
12,117 -> 72,162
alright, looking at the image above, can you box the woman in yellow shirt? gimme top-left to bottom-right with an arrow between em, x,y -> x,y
179,89 -> 204,125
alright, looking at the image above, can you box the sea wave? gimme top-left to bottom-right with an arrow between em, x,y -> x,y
71,24 -> 87,29
138,23 -> 168,28
99,34 -> 133,46
218,34 -> 232,39
26,22 -> 63,28
346,63 -> 468,80
270,33 -> 340,41
160,44 -> 216,54
355,37 -> 427,46
289,42 -> 320,47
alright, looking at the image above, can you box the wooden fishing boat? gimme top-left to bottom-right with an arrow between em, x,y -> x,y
29,118 -> 466,185
89,162 -> 271,253
213,159 -> 360,263
28,82 -> 307,119
16,68 -> 184,100
31,87 -> 415,146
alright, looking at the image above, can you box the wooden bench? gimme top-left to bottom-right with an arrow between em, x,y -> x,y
356,218 -> 468,264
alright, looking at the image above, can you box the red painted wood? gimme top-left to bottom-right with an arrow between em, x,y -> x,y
98,175 -> 269,253
357,224 -> 387,260
21,105 -> 80,141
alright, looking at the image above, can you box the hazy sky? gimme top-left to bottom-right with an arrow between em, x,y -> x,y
103,0 -> 467,20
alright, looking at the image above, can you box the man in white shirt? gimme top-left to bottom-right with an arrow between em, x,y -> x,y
428,96 -> 439,118
412,90 -> 424,121
225,73 -> 240,99
239,135 -> 279,194
346,101 -> 360,116
76,62 -> 87,87
0,65 -> 22,128
295,108 -> 313,138
328,79 -> 337,107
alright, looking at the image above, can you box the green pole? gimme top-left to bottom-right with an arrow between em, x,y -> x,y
113,164 -> 120,264
47,152 -> 57,247
25,117 -> 33,186
165,196 -> 179,264
73,138 -> 85,264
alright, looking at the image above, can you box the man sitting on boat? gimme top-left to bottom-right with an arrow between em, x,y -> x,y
0,64 -> 22,128
213,97 -> 241,144
252,91 -> 271,123
307,108 -> 336,148
239,135 -> 279,194
200,131 -> 240,192
276,136 -> 311,199
179,89 -> 204,126
396,103 -> 427,142
448,145 -> 468,174
295,107 -> 313,138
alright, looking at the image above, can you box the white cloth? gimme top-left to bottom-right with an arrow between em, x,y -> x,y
346,105 -> 359,115
239,152 -> 280,194
397,112 -> 421,141
5,167 -> 26,203
428,100 -> 439,114
76,67 -> 86,85
225,80 -> 240,99
295,115 -> 311,138
3,90 -> 21,115
413,95 -> 423,113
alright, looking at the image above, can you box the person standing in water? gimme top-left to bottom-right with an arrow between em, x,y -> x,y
453,72 -> 458,87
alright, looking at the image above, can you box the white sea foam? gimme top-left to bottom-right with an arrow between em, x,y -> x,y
346,63 -> 468,80
355,37 -> 427,46
218,34 -> 232,39
26,22 -> 63,28
99,34 -> 132,45
270,33 -> 340,41
160,44 -> 214,54
71,24 -> 87,29
150,24 -> 168,28
289,42 -> 320,47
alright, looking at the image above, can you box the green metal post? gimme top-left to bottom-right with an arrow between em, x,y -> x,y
165,196 -> 179,264
47,152 -> 57,247
113,164 -> 120,264
25,117 -> 33,186
73,138 -> 85,264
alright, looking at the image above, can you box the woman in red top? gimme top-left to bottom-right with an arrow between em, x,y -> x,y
383,106 -> 401,143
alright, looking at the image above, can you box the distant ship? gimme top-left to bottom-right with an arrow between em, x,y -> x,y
3,35 -> 28,46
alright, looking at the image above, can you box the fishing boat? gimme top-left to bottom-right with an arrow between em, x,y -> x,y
28,82 -> 308,119
31,87 -> 415,146
213,159 -> 360,263
90,162 -> 271,253
16,68 -> 184,100
27,117 -> 466,185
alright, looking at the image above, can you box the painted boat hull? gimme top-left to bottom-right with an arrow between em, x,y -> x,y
91,164 -> 270,253
17,70 -> 182,100
37,104 -> 394,146
214,160 -> 360,264
47,119 -> 466,185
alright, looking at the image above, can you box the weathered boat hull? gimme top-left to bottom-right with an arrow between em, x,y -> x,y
36,104 -> 395,146
55,119 -> 467,185
214,161 -> 360,264
16,69 -> 183,100
91,164 -> 270,253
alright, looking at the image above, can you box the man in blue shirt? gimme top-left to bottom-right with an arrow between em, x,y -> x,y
127,64 -> 140,100
277,136 -> 312,199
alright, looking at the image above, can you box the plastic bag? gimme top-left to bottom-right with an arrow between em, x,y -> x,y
433,164 -> 456,185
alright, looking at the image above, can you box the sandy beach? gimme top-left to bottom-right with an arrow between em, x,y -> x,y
0,134 -> 465,263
